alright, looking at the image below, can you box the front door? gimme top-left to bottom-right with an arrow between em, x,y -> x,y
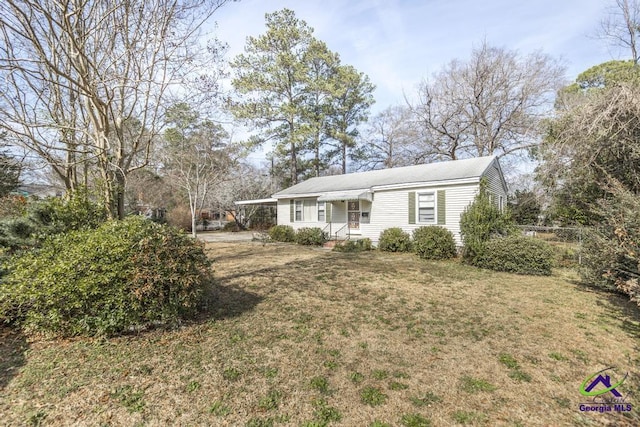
347,201 -> 360,231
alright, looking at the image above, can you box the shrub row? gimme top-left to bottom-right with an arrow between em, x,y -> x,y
378,226 -> 457,260
269,224 -> 457,259
268,225 -> 327,246
0,216 -> 212,337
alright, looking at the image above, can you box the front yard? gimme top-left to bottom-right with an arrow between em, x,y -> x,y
1,241 -> 638,426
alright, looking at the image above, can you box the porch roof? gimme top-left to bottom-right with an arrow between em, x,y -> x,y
317,190 -> 372,202
234,198 -> 277,205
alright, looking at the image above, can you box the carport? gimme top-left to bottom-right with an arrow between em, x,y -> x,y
234,198 -> 277,228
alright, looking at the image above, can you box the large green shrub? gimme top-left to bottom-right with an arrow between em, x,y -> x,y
268,225 -> 295,242
295,227 -> 326,246
0,216 -> 212,337
476,235 -> 554,275
460,182 -> 515,265
0,190 -> 107,252
378,227 -> 412,252
412,226 -> 457,260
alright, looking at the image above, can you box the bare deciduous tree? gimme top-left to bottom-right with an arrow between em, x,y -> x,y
600,0 -> 640,63
409,41 -> 565,161
161,103 -> 234,238
354,106 -> 422,170
0,0 -> 231,218
208,163 -> 273,228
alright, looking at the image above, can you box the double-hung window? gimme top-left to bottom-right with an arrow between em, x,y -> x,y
418,192 -> 435,223
317,202 -> 325,222
295,200 -> 303,221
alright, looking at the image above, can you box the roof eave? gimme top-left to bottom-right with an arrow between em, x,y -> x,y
371,177 -> 481,191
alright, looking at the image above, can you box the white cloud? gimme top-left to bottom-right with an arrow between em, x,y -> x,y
212,0 -> 617,119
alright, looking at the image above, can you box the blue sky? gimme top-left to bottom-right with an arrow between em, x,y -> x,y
213,0 -> 617,113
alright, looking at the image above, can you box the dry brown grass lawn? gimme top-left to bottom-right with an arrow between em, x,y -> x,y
1,241 -> 639,426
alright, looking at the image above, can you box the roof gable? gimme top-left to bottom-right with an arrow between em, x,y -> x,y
273,156 -> 499,197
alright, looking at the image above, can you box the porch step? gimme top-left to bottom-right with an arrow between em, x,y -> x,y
322,240 -> 339,249
322,238 -> 354,249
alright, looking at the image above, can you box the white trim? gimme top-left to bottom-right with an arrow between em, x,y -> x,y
294,200 -> 303,222
273,192 -> 327,199
317,201 -> 326,222
347,200 -> 361,233
372,177 -> 479,192
274,178 -> 481,200
235,198 -> 277,205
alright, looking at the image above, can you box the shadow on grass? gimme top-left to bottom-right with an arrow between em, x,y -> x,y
206,284 -> 264,321
0,326 -> 28,390
598,294 -> 640,339
570,278 -> 640,340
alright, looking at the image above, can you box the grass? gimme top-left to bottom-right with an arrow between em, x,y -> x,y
360,386 -> 388,406
459,376 -> 497,393
401,413 -> 432,426
452,410 -> 486,424
1,241 -> 639,426
410,392 -> 442,407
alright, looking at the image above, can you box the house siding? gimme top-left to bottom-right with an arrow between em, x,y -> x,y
278,198 -> 347,236
278,183 -> 480,245
362,184 -> 478,245
275,163 -> 517,247
483,161 -> 508,202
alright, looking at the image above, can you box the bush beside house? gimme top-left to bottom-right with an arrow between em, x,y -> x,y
295,227 -> 326,245
378,227 -> 412,252
460,182 -> 515,265
268,225 -> 296,242
412,226 -> 457,260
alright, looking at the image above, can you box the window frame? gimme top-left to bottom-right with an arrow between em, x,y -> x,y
417,191 -> 436,224
317,201 -> 325,222
294,200 -> 303,222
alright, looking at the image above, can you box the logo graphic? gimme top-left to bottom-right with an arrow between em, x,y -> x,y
580,367 -> 627,398
578,367 -> 633,414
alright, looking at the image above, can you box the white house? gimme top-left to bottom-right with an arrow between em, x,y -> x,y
238,156 -> 508,245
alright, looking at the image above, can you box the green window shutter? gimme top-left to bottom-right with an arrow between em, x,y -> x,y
290,200 -> 294,222
326,203 -> 331,223
408,192 -> 416,224
437,190 -> 446,225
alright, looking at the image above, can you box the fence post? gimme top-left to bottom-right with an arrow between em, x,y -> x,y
578,228 -> 582,265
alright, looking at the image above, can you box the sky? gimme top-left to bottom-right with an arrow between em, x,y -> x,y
211,0 -> 618,114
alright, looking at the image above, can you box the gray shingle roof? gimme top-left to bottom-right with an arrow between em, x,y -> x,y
273,156 -> 497,198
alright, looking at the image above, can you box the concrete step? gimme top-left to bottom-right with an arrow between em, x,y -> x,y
322,240 -> 339,249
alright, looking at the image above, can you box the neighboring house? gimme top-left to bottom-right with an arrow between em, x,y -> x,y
269,156 -> 507,245
13,184 -> 64,198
